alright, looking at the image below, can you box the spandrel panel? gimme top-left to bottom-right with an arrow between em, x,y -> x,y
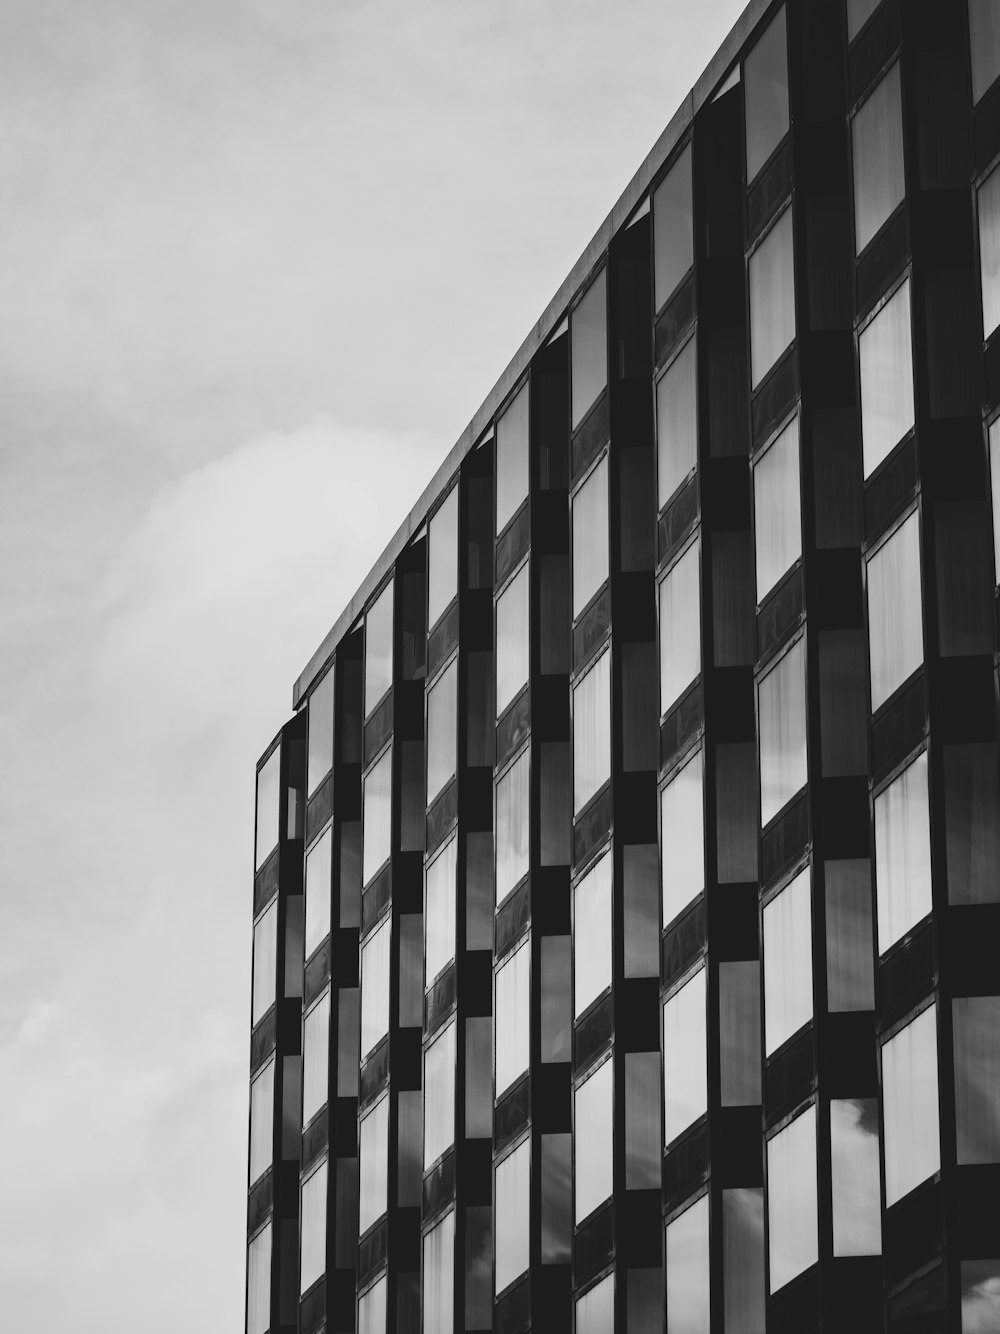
659,539 -> 701,716
663,967 -> 707,1144
723,1188 -> 765,1334
496,938 -> 530,1095
763,865 -> 813,1055
753,414 -> 801,601
496,563 -> 530,717
882,1004 -> 940,1206
255,746 -> 281,871
749,206 -> 796,389
656,337 -> 698,509
302,990 -> 330,1124
300,1160 -> 328,1292
831,1098 -> 882,1255
360,916 -> 391,1057
825,860 -> 875,1011
424,1019 -> 457,1168
575,1057 -> 614,1223
249,1057 -> 275,1183
852,64 -> 905,254
428,484 -> 458,628
495,1138 -> 530,1292
362,748 -> 392,885
767,1104 -> 818,1292
338,987 -> 360,1097
425,835 -> 457,986
860,279 -> 915,478
654,143 -> 693,310
252,901 -> 278,1026
758,637 -> 808,825
953,996 -> 1000,1164
495,749 -> 530,906
496,383 -> 529,536
574,849 -> 613,1017
304,826 -> 332,959
359,1095 -> 389,1234
422,1209 -> 455,1334
874,752 -> 932,955
744,5 -> 789,180
364,580 -> 394,717
573,649 -> 611,814
665,1194 -> 710,1334
573,454 -> 609,617
660,748 -> 704,927
571,269 -> 608,430
426,660 -> 458,804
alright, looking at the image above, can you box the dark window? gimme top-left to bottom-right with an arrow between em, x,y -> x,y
622,642 -> 658,772
540,741 -> 572,866
935,503 -> 993,657
541,1132 -> 573,1263
716,743 -> 758,884
944,745 -> 1000,905
397,1088 -> 422,1206
818,629 -> 868,777
465,1205 -> 492,1330
961,1259 -> 1000,1333
825,861 -> 874,1012
571,270 -> 608,430
852,64 -> 904,255
307,668 -> 335,796
625,1051 -> 662,1189
723,1188 -> 765,1333
465,1016 -> 492,1139
540,554 -> 571,675
720,960 -> 762,1105
653,143 -> 693,309
953,996 -> 1000,1164
541,934 -> 572,1063
712,530 -> 754,666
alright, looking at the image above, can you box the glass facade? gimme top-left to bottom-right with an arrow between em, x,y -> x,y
852,63 -> 905,254
859,278 -> 915,478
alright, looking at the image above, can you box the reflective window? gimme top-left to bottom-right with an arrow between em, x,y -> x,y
364,580 -> 394,717
540,740 -> 572,865
825,860 -> 875,1011
541,934 -> 572,1063
962,1260 -> 1000,1333
874,751 -> 932,955
496,939 -> 530,1096
361,916 -> 391,1058
496,563 -> 530,717
335,1156 -> 359,1266
577,1274 -> 614,1334
883,1004 -> 940,1205
954,996 -> 1000,1163
249,1057 -> 275,1184
495,1138 -> 530,1293
970,0 -> 1000,104
767,1104 -> 818,1292
571,269 -> 608,430
247,1222 -> 271,1334
624,844 -> 660,977
495,750 -> 530,906
758,637 -> 808,825
818,629 -> 868,776
665,1195 -> 710,1334
359,1095 -> 389,1234
659,539 -> 701,716
626,1051 -> 662,1190
763,866 -> 812,1055
465,1205 -> 492,1330
573,649 -> 611,814
574,850 -> 612,1017
466,830 -> 494,949
712,530 -> 755,668
627,1268 -> 665,1334
945,744 -> 1000,904
340,821 -> 362,927
980,166 -> 1000,344
654,143 -> 694,309
359,1275 -> 387,1334
496,383 -> 529,536
749,206 -> 796,389
663,967 -> 707,1144
860,278 -> 915,477
831,1098 -> 881,1256
399,912 -> 422,1027
255,746 -> 281,872
426,661 -> 458,804
744,5 -> 789,180
720,961 -> 761,1106
723,1188 -> 765,1334
304,827 -> 332,959
428,485 -> 459,628
867,510 -> 922,711
338,987 -> 359,1097
284,896 -> 304,999
716,742 -> 758,882
847,0 -> 880,40
424,1019 -> 457,1168
307,668 -> 335,797
935,502 -> 993,657
425,836 -> 457,986
656,337 -> 698,510
465,1016 -> 493,1138
660,748 -> 704,927
362,748 -> 392,885
423,1209 -> 455,1334
252,901 -> 277,1026
575,1057 -> 614,1222
853,64 -> 905,254
992,421 -> 1000,584
753,415 -> 801,601
573,454 -> 609,617
303,990 -> 330,1124
300,1160 -> 327,1292
541,1132 -> 572,1263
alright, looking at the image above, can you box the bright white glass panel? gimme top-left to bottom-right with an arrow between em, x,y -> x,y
255,746 -> 281,871
867,509 -> 922,710
665,1194 -> 710,1334
247,1222 -> 272,1334
496,383 -> 529,536
574,850 -> 613,1017
970,0 -> 1000,104
575,1057 -> 614,1223
860,279 -> 915,477
302,991 -> 330,1124
364,580 -> 394,717
307,667 -> 335,796
660,748 -> 704,927
428,485 -> 459,628
882,1005 -> 940,1205
495,749 -> 530,905
571,269 -> 608,430
758,638 -> 808,825
496,563 -> 530,716
744,5 -> 789,180
425,836 -> 457,986
427,660 -> 458,803
749,206 -> 796,388
659,540 -> 701,716
424,1020 -> 457,1168
359,1096 -> 389,1234
422,1209 -> 455,1334
252,901 -> 277,1026
767,1104 -> 818,1292
496,939 -> 530,1095
763,866 -> 813,1055
979,165 -> 1000,340
753,415 -> 801,601
573,455 -> 609,617
495,1139 -> 530,1293
654,143 -> 694,309
249,1058 -> 275,1184
305,827 -> 332,958
576,1273 -> 614,1334
831,1098 -> 882,1255
852,64 -> 905,254
300,1161 -> 327,1293
874,752 -> 932,954
656,337 -> 698,510
358,1275 -> 387,1334
990,420 -> 1000,585
361,916 -> 391,1057
362,748 -> 392,884
573,649 -> 611,813
663,967 -> 707,1144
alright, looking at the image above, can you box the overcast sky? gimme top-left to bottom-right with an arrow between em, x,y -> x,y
0,0 -> 746,1325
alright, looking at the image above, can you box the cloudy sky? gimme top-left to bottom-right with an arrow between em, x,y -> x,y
0,0 -> 746,1325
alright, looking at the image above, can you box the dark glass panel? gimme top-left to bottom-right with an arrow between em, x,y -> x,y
716,743 -> 758,884
723,1187 -> 765,1334
953,996 -> 1000,1163
571,270 -> 608,431
720,960 -> 761,1105
625,1051 -> 661,1189
466,1015 -> 492,1138
818,629 -> 869,777
398,913 -> 422,1029
744,4 -> 789,180
945,744 -> 1000,905
627,1268 -> 664,1334
961,1259 -> 1000,1333
825,860 -> 875,1012
466,650 -> 495,769
466,831 -> 494,950
540,554 -> 571,675
621,445 -> 656,572
541,1132 -> 573,1263
540,741 -> 572,866
935,503 -> 993,658
337,986 -> 360,1097
397,1089 -> 422,1207
465,1205 -> 492,1329
541,934 -> 572,1063
712,530 -> 754,666
339,821 -> 362,928
812,407 -> 862,549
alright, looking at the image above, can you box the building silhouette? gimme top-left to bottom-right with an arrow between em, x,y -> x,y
245,0 -> 1000,1329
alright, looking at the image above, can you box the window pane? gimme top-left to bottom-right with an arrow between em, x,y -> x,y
425,836 -> 457,985
362,749 -> 392,885
541,934 -> 572,1063
723,1188 -> 765,1334
970,0 -> 1000,103
249,1058 -> 275,1184
992,421 -> 1000,585
495,1139 -> 530,1292
467,649 -> 495,763
252,901 -> 277,1026
624,844 -> 660,977
660,748 -> 704,927
712,530 -> 754,667
399,912 -> 422,1027
397,1090 -> 421,1206
465,1205 -> 492,1330
867,510 -> 922,710
359,1095 -> 389,1234
573,454 -> 609,616
628,1268 -> 664,1334
883,1004 -> 940,1205
300,1161 -> 327,1292
818,628 -> 869,776
303,991 -> 330,1124
663,967 -> 707,1144
753,415 -> 801,600
852,64 -> 905,253
541,1132 -> 572,1263
720,961 -> 761,1105
666,1195 -> 710,1334
763,866 -> 813,1055
847,0 -> 880,40
428,485 -> 458,628
496,750 -> 530,905
825,860 -> 875,1011
340,821 -> 362,927
572,269 -> 607,430
540,740 -> 572,865
577,1274 -> 614,1334
654,143 -> 693,309
860,279 -> 915,477
427,661 -> 458,803
423,1210 -> 455,1334
767,1104 -> 818,1292
954,996 -> 1000,1163
758,637 -> 808,825
255,746 -> 281,871
335,1156 -> 358,1266
575,1057 -> 614,1223
830,1098 -> 881,1256
305,827 -> 332,959
749,206 -> 796,388
364,580 -> 394,717
945,744 -> 1000,904
307,669 -> 335,797
659,539 -> 701,715
574,849 -> 612,1017
744,5 -> 789,180
338,987 -> 359,1097
247,1223 -> 271,1334
935,502 -> 993,656
466,830 -> 494,949
716,743 -> 758,883
424,1019 -> 457,1168
573,649 -> 611,813
874,751 -> 932,954
496,383 -> 529,536
465,1016 -> 493,1138
359,1275 -> 387,1334
361,917 -> 391,1057
656,337 -> 698,509
496,563 -> 530,717
626,1051 -> 662,1190
962,1260 -> 1000,1333
496,939 -> 530,1095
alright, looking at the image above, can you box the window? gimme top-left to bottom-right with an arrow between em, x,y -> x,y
424,1020 -> 457,1168
466,831 -> 493,949
359,1275 -> 387,1334
763,867 -> 812,1055
496,563 -> 530,716
337,987 -> 359,1097
720,961 -> 761,1105
247,1222 -> 271,1334
495,750 -> 529,906
758,637 -> 808,826
304,827 -> 332,959
541,934 -> 572,1062
575,1057 -> 613,1222
874,751 -> 932,955
744,5 -> 789,180
981,167 -> 1000,345
423,1209 -> 455,1334
466,1016 -> 493,1138
495,1139 -> 530,1293
465,1205 -> 492,1330
300,1161 -> 327,1292
992,421 -> 1000,584
428,485 -> 458,628
749,206 -> 796,388
361,916 -> 391,1058
571,269 -> 607,430
303,990 -> 330,1124
364,580 -> 394,717
825,860 -> 875,1011
496,939 -> 530,1096
847,0 -> 880,41
626,1051 -> 662,1190
659,539 -> 701,716
663,967 -> 707,1144
969,0 -> 1000,104
627,1269 -> 664,1334
654,143 -> 694,310
540,740 -> 572,865
577,1274 -> 614,1334
362,749 -> 392,885
496,383 -> 529,535
660,748 -> 704,927
935,502 -> 993,656
867,510 -> 922,710
962,1260 -> 1000,1333
859,279 -> 915,477
882,1004 -> 940,1206
945,745 -> 1000,904
307,668 -> 335,798
723,1188 -> 765,1334
425,837 -> 457,986
252,901 -> 277,1026
573,454 -> 609,617
359,1096 -> 389,1234
852,64 -> 905,254
712,530 -> 754,668
249,1058 -> 274,1184
656,337 -> 698,509
767,1104 -> 818,1292
818,629 -> 868,776
426,661 -> 458,804
831,1099 -> 881,1255
716,743 -> 758,882
953,996 -> 1000,1163
753,415 -> 801,601
399,913 -> 422,1027
624,844 -> 660,977
336,1157 -> 359,1266
541,1132 -> 572,1263
573,649 -> 611,813
400,1091 -> 424,1208
574,849 -> 612,1017
665,1195 -> 710,1334
255,746 -> 281,871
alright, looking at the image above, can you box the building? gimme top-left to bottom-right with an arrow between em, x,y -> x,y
245,0 -> 1000,1329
